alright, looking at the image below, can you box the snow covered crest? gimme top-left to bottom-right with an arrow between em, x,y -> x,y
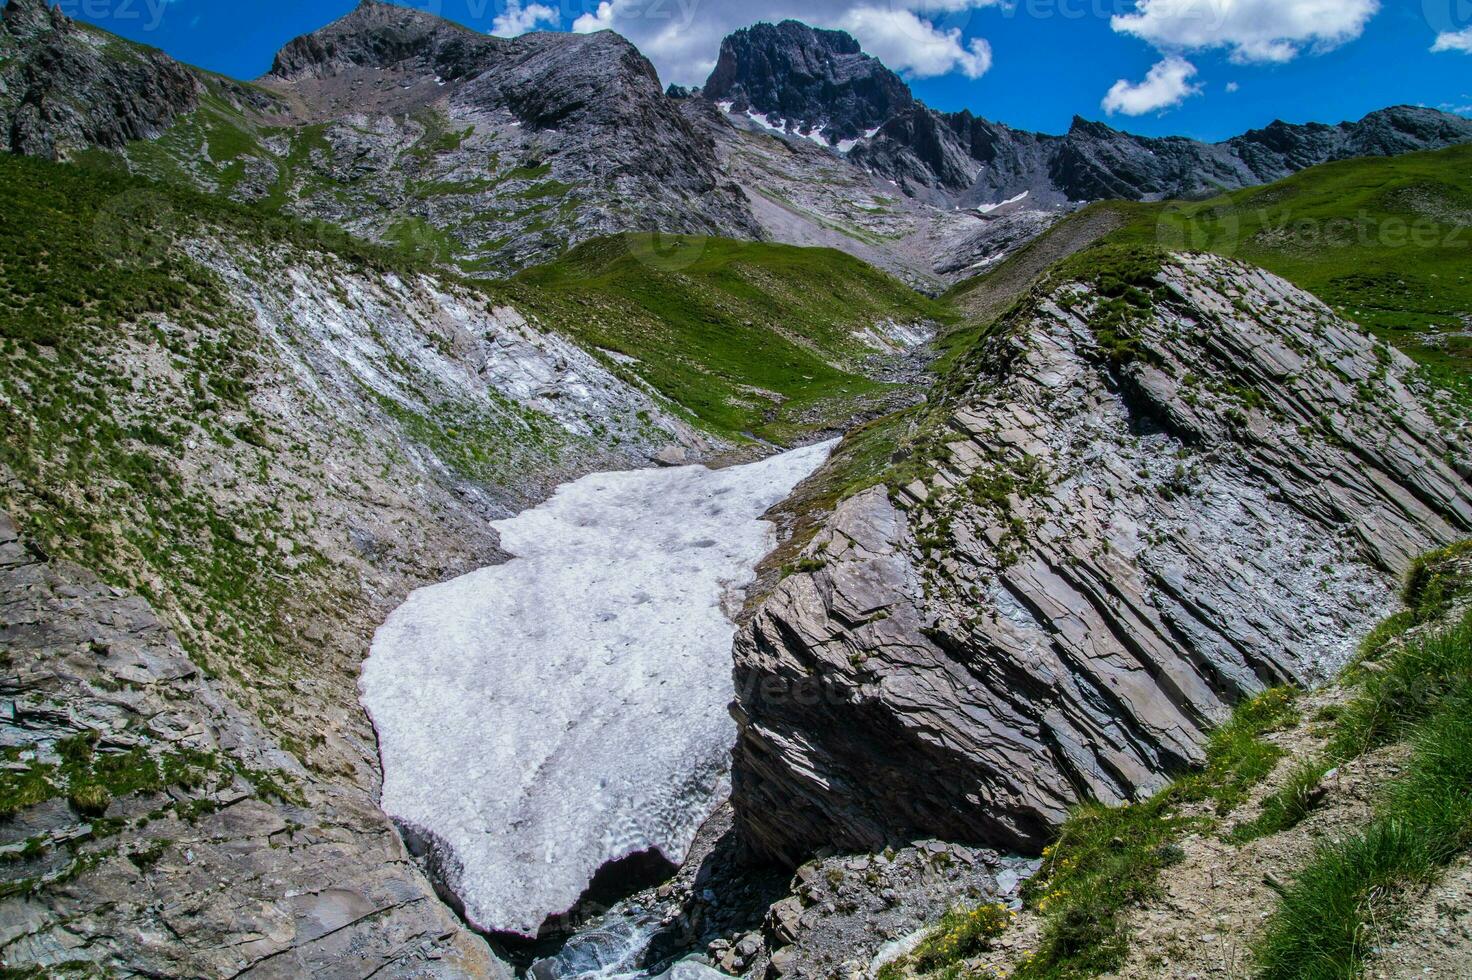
361,442 -> 833,936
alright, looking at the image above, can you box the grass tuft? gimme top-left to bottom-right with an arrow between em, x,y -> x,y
1255,545 -> 1472,979
1231,758 -> 1331,843
1255,686 -> 1472,979
1330,612 -> 1472,760
1004,687 -> 1298,980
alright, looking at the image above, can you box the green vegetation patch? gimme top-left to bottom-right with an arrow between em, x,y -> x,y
1051,245 -> 1170,368
506,234 -> 954,444
951,145 -> 1472,407
369,388 -> 587,487
0,734 -> 292,823
1255,576 -> 1472,979
891,687 -> 1297,980
880,904 -> 1013,980
1231,756 -> 1333,844
1006,687 -> 1297,980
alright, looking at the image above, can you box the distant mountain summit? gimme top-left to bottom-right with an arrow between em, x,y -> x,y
850,102 -> 1472,207
255,0 -> 762,264
699,20 -> 1472,209
703,20 -> 911,145
266,0 -> 485,81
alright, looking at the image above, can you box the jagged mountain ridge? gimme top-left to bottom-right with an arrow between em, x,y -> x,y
0,0 -> 760,273
699,19 -> 1472,209
852,103 -> 1472,207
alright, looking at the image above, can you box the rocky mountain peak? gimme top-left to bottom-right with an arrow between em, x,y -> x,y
0,0 -> 199,157
2,0 -> 66,39
703,19 -> 912,143
266,0 -> 492,82
1066,115 -> 1120,139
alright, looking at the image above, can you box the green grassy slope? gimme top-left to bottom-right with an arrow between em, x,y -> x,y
0,151 -> 325,706
949,144 -> 1472,405
505,234 -> 956,444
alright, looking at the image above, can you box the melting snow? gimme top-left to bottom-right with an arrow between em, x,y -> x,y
976,191 -> 1030,215
361,442 -> 835,936
837,128 -> 881,154
723,102 -> 835,149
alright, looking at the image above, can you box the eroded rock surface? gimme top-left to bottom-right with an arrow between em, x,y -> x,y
732,253 -> 1472,864
0,0 -> 206,158
0,511 -> 508,977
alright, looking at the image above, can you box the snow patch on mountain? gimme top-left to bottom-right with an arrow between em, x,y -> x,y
360,441 -> 835,936
976,191 -> 1029,215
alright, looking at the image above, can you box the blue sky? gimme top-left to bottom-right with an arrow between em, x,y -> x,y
53,0 -> 1472,141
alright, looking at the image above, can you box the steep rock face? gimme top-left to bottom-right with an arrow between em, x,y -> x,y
679,95 -> 990,291
257,1 -> 761,269
703,21 -> 911,144
0,0 -> 202,158
0,511 -> 506,978
731,254 -> 1472,863
853,105 -> 1472,207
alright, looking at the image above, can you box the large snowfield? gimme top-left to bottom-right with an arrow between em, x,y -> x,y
360,442 -> 834,936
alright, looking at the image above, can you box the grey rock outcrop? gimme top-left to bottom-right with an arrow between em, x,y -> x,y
731,253 -> 1472,863
0,510 -> 508,977
0,0 -> 202,158
741,842 -> 1030,980
703,21 -> 911,145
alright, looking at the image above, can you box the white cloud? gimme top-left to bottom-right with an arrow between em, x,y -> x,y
570,0 -> 1002,87
1102,55 -> 1202,115
491,0 -> 559,37
1431,28 -> 1472,54
1224,80 -> 1239,92
1111,0 -> 1379,65
837,7 -> 993,78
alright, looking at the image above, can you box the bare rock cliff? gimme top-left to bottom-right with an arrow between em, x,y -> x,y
731,253 -> 1472,863
0,0 -> 201,158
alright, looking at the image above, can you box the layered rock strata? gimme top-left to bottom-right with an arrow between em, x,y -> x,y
732,253 -> 1472,863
